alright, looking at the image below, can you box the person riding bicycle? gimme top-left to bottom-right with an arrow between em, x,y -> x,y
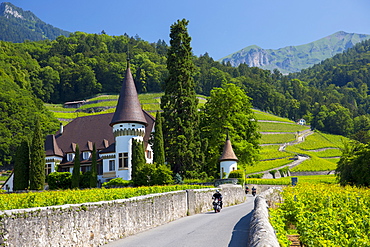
212,190 -> 223,208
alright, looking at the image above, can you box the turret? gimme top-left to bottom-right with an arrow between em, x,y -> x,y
219,134 -> 238,179
109,60 -> 147,180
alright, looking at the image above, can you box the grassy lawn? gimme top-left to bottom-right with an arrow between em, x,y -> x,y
260,134 -> 296,144
258,122 -> 309,132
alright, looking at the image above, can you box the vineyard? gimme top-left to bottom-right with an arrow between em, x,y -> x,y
0,185 -> 211,210
269,183 -> 370,247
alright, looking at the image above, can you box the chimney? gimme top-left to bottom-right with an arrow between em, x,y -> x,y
60,123 -> 64,135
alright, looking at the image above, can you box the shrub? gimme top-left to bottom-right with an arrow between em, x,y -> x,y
47,172 -> 72,190
228,170 -> 244,178
102,178 -> 132,188
269,170 -> 277,179
248,173 -> 264,178
174,173 -> 183,184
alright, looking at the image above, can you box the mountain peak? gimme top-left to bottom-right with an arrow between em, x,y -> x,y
1,2 -> 24,19
0,2 -> 70,43
220,31 -> 370,74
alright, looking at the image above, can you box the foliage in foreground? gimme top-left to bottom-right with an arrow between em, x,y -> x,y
245,175 -> 337,185
270,183 -> 370,247
0,185 -> 211,210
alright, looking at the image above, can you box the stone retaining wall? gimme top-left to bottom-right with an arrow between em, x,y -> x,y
248,187 -> 282,247
0,185 -> 244,247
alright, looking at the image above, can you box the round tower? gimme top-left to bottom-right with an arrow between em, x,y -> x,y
109,61 -> 148,180
219,135 -> 238,179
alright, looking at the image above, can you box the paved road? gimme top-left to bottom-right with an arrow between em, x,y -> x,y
104,195 -> 256,247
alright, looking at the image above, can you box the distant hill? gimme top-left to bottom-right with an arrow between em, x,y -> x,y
0,2 -> 70,42
220,31 -> 370,74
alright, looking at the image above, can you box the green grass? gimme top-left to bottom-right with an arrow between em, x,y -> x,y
246,157 -> 293,174
253,110 -> 295,123
260,145 -> 294,160
258,122 -> 309,132
245,175 -> 337,185
260,134 -> 296,144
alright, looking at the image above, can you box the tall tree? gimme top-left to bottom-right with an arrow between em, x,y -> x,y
200,83 -> 261,176
29,119 -> 45,190
131,139 -> 146,185
89,143 -> 97,188
153,111 -> 165,165
161,19 -> 202,174
71,144 -> 80,189
13,140 -> 30,190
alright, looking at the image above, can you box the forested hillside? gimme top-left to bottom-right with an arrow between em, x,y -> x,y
2,31 -> 370,167
0,2 -> 70,42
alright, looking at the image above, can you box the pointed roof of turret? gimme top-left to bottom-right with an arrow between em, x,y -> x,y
45,135 -> 63,157
110,61 -> 148,127
219,134 -> 238,162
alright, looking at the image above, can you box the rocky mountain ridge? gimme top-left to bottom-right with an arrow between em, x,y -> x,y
0,2 -> 70,42
220,31 -> 370,74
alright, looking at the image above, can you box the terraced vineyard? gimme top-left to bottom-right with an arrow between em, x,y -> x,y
46,93 -> 345,180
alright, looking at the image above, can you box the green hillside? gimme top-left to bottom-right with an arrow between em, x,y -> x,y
0,2 -> 70,42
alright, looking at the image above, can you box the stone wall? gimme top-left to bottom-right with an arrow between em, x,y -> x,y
0,185 -> 244,247
248,187 -> 282,247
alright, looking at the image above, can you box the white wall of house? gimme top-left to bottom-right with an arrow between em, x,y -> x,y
220,160 -> 238,179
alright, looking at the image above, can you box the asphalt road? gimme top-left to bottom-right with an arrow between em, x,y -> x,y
104,194 -> 256,247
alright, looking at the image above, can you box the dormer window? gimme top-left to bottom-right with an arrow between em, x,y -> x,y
132,124 -> 135,127
67,153 -> 75,161
83,151 -> 91,160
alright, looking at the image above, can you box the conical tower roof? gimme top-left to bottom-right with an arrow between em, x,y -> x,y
110,61 -> 148,127
219,135 -> 238,162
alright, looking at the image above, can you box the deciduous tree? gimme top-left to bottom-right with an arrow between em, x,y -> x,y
200,83 -> 261,176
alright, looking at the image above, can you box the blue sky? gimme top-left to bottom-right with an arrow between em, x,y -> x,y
8,0 -> 370,60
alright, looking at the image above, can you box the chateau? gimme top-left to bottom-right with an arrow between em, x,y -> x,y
44,62 -> 155,185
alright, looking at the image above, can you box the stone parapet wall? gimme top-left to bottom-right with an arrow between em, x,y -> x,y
0,186 -> 244,247
248,187 -> 282,247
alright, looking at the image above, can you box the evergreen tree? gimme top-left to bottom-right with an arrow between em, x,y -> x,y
131,139 -> 146,185
71,144 -> 80,188
153,111 -> 165,165
89,143 -> 97,188
161,19 -> 202,174
13,140 -> 30,190
29,119 -> 45,190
